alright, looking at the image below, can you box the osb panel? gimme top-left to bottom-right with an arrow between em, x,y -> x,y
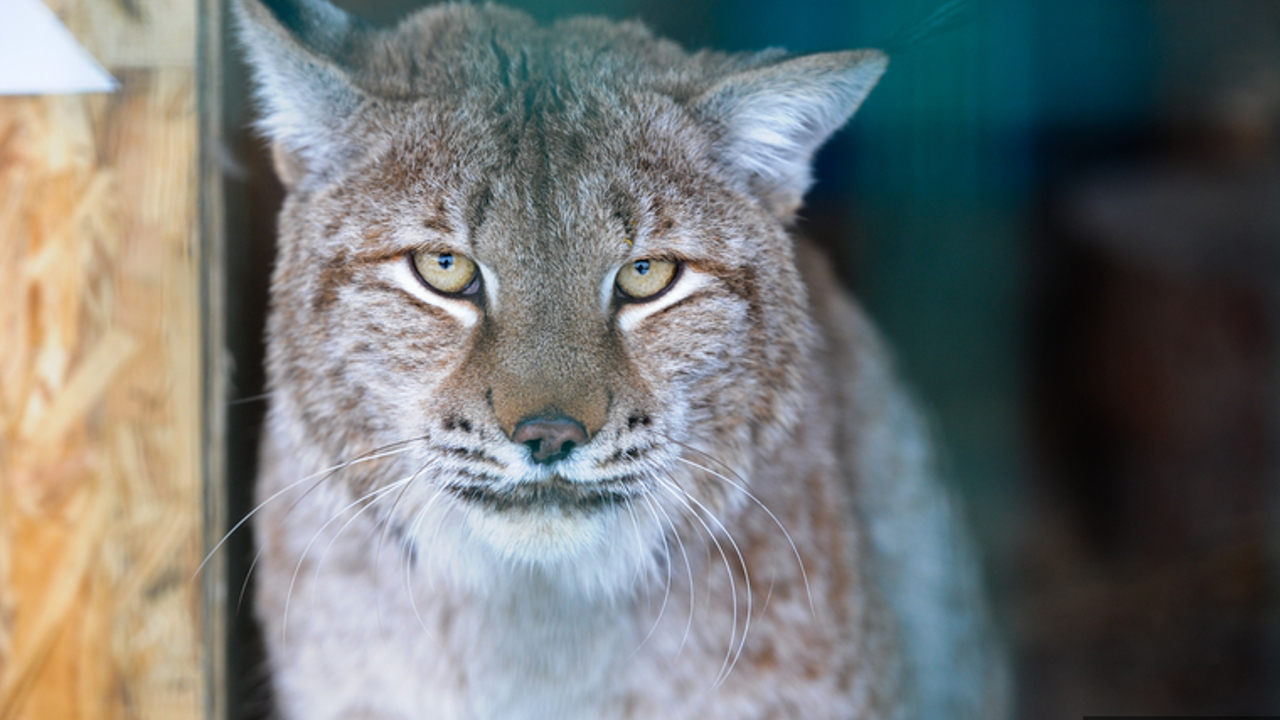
0,69 -> 203,719
45,0 -> 197,70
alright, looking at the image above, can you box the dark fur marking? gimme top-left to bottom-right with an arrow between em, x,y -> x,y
444,446 -> 502,466
443,415 -> 474,433
422,215 -> 454,233
468,183 -> 494,233
313,252 -> 354,313
605,446 -> 646,464
446,480 -> 636,513
369,285 -> 455,322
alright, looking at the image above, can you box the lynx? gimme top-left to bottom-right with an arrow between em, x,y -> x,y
236,0 -> 1007,717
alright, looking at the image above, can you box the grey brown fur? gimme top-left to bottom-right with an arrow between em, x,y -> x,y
237,1 -> 1008,718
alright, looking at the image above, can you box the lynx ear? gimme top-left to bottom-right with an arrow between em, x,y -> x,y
695,50 -> 887,216
235,0 -> 368,188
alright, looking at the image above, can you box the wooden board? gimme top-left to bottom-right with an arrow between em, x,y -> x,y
0,0 -> 214,717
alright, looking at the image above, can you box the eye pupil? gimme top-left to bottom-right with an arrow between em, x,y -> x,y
411,249 -> 478,296
615,258 -> 677,301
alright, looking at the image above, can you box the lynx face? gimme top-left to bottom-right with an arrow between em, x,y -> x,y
244,2 -> 884,596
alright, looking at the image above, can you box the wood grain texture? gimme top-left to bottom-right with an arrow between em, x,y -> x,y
0,0 -> 206,716
50,0 -> 197,69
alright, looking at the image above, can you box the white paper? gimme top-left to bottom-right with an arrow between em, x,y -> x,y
0,0 -> 117,95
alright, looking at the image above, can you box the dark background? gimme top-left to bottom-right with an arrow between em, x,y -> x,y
219,1 -> 1280,717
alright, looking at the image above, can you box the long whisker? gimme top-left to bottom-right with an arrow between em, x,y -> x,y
236,547 -> 263,616
399,481 -> 460,650
236,476 -> 407,617
375,462 -> 445,634
656,478 -> 740,690
671,448 -> 815,616
196,437 -> 425,580
230,442 -> 425,615
423,487 -> 456,594
282,475 -> 416,643
630,493 -> 674,660
645,491 -> 696,658
663,474 -> 754,689
413,478 -> 452,588
761,572 -> 777,618
403,484 -> 453,646
624,496 -> 648,587
373,455 -> 441,591
311,478 -> 416,601
227,391 -> 275,406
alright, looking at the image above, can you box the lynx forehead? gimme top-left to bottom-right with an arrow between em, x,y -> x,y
239,0 -> 1005,718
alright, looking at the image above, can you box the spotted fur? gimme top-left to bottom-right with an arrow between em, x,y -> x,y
238,1 -> 1007,718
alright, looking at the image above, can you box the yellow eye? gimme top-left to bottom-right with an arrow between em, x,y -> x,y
412,249 -> 479,295
615,258 -> 678,300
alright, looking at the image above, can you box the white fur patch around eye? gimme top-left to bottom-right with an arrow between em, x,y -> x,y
389,259 -> 480,327
477,259 -> 500,313
598,265 -> 621,312
616,266 -> 713,332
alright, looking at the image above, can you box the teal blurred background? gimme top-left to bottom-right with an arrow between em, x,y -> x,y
221,1 -> 1280,716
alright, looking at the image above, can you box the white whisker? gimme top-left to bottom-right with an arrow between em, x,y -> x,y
630,493 -> 674,660
663,474 -> 754,689
283,473 -> 417,644
674,453 -> 815,616
311,479 -> 414,604
236,547 -> 264,616
656,478 -> 740,690
372,457 -> 444,629
624,496 -> 647,587
647,492 -> 696,659
196,440 -> 421,581
403,485 -> 449,644
417,480 -> 454,593
761,571 -> 777,618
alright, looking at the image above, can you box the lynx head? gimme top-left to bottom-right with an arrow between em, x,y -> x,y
239,0 -> 885,597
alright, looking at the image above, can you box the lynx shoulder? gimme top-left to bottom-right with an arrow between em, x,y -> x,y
237,0 -> 1007,717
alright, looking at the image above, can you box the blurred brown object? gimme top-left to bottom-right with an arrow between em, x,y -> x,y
1022,162 -> 1279,717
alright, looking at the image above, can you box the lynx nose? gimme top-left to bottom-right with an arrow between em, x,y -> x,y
512,414 -> 589,465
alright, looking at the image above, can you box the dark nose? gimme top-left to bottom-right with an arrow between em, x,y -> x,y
512,414 -> 589,464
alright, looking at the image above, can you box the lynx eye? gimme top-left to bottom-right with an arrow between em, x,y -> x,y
615,258 -> 678,300
411,249 -> 479,296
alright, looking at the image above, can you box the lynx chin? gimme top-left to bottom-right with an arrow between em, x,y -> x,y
235,0 -> 1008,717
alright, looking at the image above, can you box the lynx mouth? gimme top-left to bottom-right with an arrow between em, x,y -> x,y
447,476 -> 637,513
